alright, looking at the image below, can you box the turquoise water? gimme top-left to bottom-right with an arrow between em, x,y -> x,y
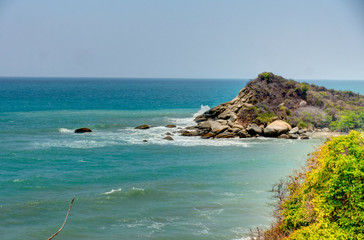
0,78 -> 363,239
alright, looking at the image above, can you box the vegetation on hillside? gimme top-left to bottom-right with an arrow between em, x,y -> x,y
240,72 -> 364,131
251,131 -> 364,239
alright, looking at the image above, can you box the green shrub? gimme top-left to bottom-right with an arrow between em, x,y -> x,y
296,120 -> 309,129
280,106 -> 291,116
300,83 -> 310,95
331,109 -> 364,132
256,112 -> 276,124
280,132 -> 364,239
260,72 -> 271,80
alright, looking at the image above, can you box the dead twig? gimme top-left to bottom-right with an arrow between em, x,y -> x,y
48,196 -> 75,240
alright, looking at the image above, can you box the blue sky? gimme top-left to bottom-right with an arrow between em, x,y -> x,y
0,0 -> 363,80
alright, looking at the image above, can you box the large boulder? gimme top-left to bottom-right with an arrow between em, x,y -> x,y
264,120 -> 292,137
200,132 -> 215,139
209,121 -> 229,134
194,114 -> 207,123
74,128 -> 92,133
215,132 -> 236,138
197,121 -> 212,130
289,127 -> 299,134
196,120 -> 229,134
247,123 -> 263,135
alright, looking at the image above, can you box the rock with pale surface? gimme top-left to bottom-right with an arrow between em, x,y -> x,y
289,127 -> 299,134
299,100 -> 307,107
209,121 -> 229,134
264,120 -> 292,137
278,134 -> 289,139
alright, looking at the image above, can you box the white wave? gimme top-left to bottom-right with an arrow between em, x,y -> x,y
35,128 -> 252,149
58,128 -> 74,133
121,218 -> 166,233
167,117 -> 195,126
194,223 -> 211,235
118,128 -> 251,147
147,222 -> 165,231
193,104 -> 210,118
34,105 -> 268,149
33,140 -> 117,149
103,188 -> 122,195
168,105 -> 210,127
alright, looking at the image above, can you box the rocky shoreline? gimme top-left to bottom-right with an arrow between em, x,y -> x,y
176,72 -> 362,140
77,72 -> 361,141
178,121 -> 345,140
131,123 -> 345,141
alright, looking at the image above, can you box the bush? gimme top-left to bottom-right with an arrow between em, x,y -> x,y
280,106 -> 291,116
255,112 -> 276,124
331,109 -> 364,132
254,132 -> 364,239
300,83 -> 310,95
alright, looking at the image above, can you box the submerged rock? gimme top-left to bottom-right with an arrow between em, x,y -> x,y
135,124 -> 150,129
180,130 -> 199,136
165,124 -> 176,128
74,128 -> 92,133
163,136 -> 174,141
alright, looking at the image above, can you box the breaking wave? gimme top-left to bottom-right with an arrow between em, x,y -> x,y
34,106 -> 254,149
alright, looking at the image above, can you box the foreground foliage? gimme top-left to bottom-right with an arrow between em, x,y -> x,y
252,131 -> 364,239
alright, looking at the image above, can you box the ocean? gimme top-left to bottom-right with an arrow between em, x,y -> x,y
1,78 -> 363,240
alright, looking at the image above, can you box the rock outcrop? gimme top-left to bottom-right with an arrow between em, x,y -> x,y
182,72 -> 364,139
74,128 -> 92,133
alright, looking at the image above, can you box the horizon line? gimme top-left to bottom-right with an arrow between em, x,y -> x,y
0,75 -> 364,81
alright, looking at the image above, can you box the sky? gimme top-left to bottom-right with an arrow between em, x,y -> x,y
0,0 -> 363,80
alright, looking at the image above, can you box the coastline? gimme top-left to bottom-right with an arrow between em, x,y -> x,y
305,131 -> 347,139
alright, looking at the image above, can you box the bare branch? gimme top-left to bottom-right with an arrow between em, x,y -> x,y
48,196 -> 75,240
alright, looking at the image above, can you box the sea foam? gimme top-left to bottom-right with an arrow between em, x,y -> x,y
103,188 -> 122,195
37,106 -> 252,149
58,128 -> 74,133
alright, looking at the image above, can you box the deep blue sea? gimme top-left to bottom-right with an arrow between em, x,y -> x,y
1,78 -> 363,240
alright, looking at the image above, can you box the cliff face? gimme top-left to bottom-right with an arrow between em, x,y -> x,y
188,72 -> 364,139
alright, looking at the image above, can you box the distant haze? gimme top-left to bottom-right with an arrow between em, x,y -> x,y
0,0 -> 363,80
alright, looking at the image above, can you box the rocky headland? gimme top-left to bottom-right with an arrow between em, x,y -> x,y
181,72 -> 364,139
